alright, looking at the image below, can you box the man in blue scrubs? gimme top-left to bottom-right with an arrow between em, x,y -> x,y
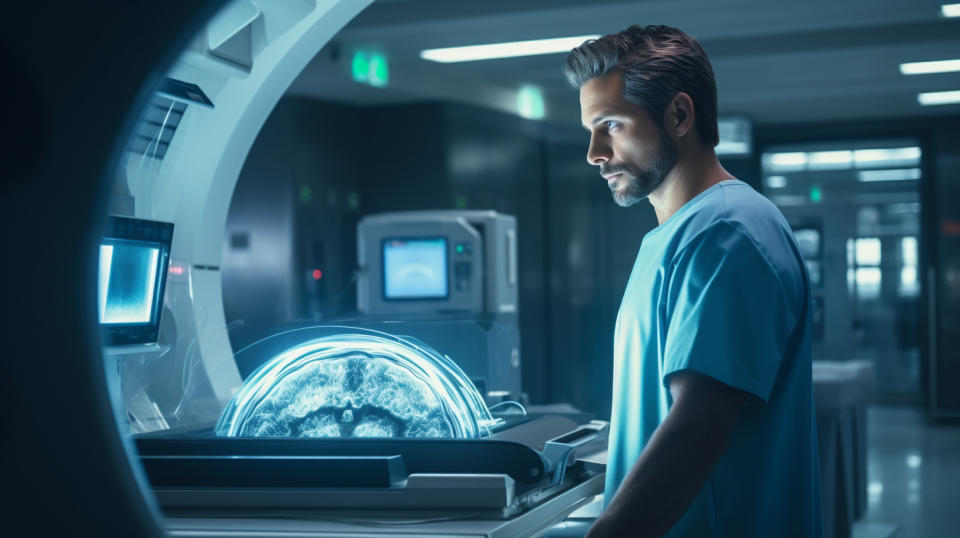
563,26 -> 822,537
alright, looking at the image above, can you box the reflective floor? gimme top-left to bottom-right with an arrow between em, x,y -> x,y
859,406 -> 960,538
551,406 -> 960,538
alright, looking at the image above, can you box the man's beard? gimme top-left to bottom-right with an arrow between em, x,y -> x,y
601,128 -> 677,208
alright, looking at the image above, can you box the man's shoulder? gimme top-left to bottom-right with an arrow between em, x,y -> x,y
671,182 -> 806,308
680,181 -> 793,251
667,183 -> 763,243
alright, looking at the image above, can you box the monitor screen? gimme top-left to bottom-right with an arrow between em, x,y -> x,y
100,216 -> 173,346
383,237 -> 448,300
99,240 -> 162,324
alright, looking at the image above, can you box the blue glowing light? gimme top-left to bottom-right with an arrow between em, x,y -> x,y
383,238 -> 447,299
216,329 -> 496,439
98,242 -> 160,324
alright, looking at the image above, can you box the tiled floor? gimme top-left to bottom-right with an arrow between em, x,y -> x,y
858,406 -> 960,538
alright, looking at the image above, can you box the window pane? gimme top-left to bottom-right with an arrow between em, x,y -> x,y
900,266 -> 919,297
856,267 -> 882,299
856,238 -> 882,266
901,236 -> 918,266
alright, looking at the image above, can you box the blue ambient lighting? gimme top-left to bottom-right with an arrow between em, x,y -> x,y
517,85 -> 545,120
216,329 -> 496,439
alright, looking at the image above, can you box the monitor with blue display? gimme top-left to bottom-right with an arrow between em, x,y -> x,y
99,216 -> 173,346
382,237 -> 448,300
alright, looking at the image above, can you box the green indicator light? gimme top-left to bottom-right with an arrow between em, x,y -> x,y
456,244 -> 464,253
347,192 -> 359,209
299,186 -> 312,204
517,85 -> 545,120
809,185 -> 823,203
369,53 -> 389,87
351,51 -> 370,82
455,195 -> 467,209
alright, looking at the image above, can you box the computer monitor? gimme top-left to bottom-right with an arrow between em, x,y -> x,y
99,216 -> 173,347
382,237 -> 449,300
358,211 -> 517,315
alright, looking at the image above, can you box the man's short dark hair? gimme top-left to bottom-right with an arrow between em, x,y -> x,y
563,25 -> 719,147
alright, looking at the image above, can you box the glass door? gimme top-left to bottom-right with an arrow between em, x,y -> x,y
761,139 -> 923,402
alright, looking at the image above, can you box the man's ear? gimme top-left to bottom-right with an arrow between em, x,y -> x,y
666,92 -> 695,138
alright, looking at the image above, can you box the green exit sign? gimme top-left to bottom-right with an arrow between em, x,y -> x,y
352,51 -> 389,88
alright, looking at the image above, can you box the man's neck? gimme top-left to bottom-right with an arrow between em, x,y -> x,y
648,147 -> 734,225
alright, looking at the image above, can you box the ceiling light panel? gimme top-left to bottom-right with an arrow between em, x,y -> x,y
854,147 -> 921,168
918,90 -> 960,105
421,35 -> 600,63
808,150 -> 853,170
900,59 -> 960,75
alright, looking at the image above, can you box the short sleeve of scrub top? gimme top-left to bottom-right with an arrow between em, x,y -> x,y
662,219 -> 799,401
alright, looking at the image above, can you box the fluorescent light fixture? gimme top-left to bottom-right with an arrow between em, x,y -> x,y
918,90 -> 960,105
854,147 -> 921,167
770,152 -> 806,166
942,3 -> 960,17
900,59 -> 960,75
763,151 -> 807,169
421,35 -> 600,63
808,150 -> 853,170
858,168 -> 922,182
765,175 -> 788,189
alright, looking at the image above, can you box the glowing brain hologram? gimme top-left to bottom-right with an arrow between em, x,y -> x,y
215,330 -> 496,439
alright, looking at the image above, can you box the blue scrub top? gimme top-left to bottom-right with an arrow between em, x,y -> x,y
606,180 -> 822,537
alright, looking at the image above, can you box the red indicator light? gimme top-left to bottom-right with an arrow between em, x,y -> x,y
169,266 -> 183,275
312,269 -> 323,280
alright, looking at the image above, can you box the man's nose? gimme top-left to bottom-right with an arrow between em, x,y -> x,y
586,136 -> 611,165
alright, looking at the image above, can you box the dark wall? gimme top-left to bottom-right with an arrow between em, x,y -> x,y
221,103 -> 298,346
541,134 -> 658,409
930,121 -> 960,417
441,105 -> 551,401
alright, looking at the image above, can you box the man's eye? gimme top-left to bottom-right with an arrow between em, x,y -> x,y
605,120 -> 622,131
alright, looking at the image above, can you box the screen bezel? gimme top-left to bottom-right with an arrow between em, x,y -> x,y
100,216 -> 173,346
381,236 -> 450,302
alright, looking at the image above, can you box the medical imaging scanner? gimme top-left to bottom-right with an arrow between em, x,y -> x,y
0,1 -> 606,536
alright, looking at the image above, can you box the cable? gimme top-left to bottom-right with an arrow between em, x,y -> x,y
489,400 -> 527,415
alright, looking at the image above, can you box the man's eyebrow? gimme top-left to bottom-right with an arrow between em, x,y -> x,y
589,115 -> 609,126
581,114 -> 613,131
587,110 -> 621,126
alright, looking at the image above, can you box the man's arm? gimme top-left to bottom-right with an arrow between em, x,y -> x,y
587,370 -> 748,538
